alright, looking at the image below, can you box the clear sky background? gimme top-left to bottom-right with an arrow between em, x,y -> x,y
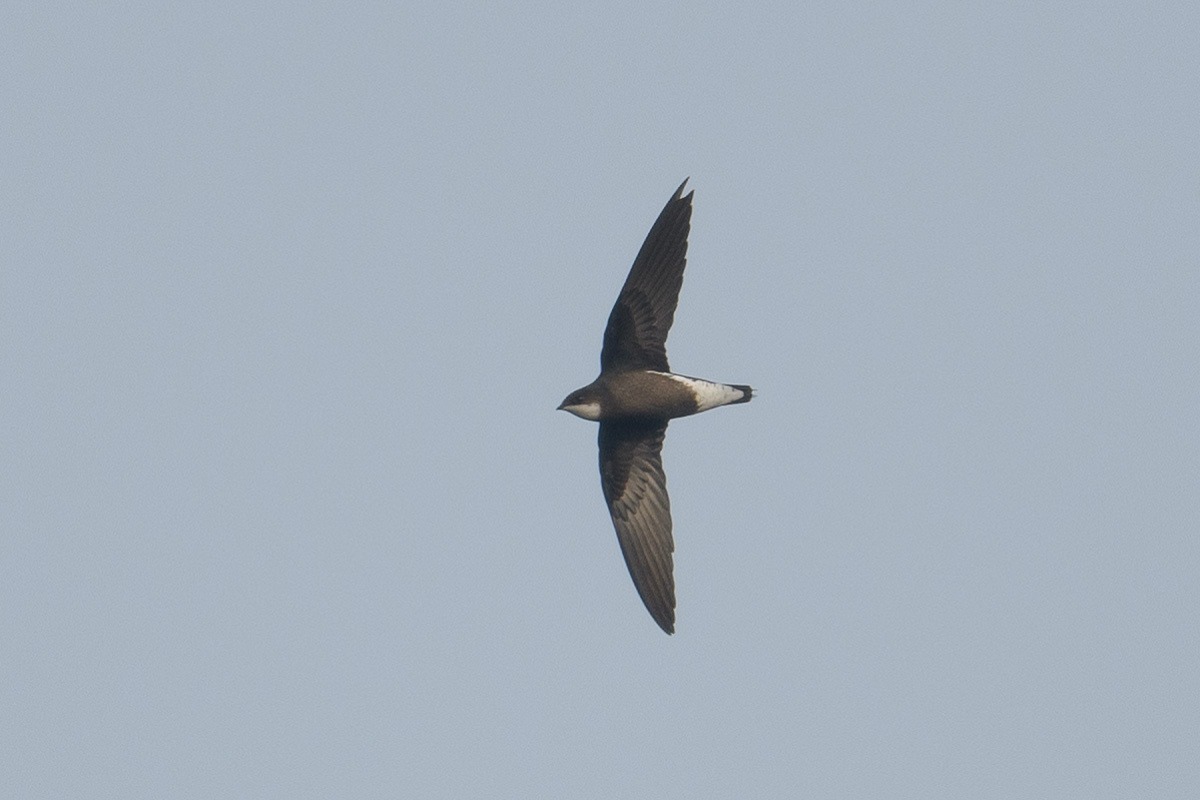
4,3 -> 1197,797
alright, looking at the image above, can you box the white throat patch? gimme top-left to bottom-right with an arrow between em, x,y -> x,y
560,401 -> 602,421
656,372 -> 747,412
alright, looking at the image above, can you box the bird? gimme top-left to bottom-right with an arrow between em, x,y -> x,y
558,180 -> 752,634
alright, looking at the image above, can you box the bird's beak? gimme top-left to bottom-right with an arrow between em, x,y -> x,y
555,401 -> 567,411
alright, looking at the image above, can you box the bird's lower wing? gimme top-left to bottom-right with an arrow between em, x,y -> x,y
598,420 -> 675,633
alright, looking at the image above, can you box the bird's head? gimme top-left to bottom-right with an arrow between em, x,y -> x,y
557,386 -> 603,421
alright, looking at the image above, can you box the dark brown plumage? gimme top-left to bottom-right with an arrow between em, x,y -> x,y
600,180 -> 692,374
559,181 -> 752,634
598,421 -> 674,632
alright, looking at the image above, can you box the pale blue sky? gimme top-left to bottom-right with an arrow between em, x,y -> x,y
3,3 -> 1198,797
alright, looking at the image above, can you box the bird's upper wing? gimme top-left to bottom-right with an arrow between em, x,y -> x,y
598,420 -> 675,634
600,181 -> 693,373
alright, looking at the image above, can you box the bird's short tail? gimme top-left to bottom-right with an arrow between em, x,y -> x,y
728,384 -> 753,404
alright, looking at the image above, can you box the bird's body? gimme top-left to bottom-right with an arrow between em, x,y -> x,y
560,370 -> 751,422
558,181 -> 752,634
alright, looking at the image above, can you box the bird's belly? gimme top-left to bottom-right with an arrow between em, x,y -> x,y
651,372 -> 747,413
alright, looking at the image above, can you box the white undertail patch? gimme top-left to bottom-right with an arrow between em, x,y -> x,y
656,372 -> 748,412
